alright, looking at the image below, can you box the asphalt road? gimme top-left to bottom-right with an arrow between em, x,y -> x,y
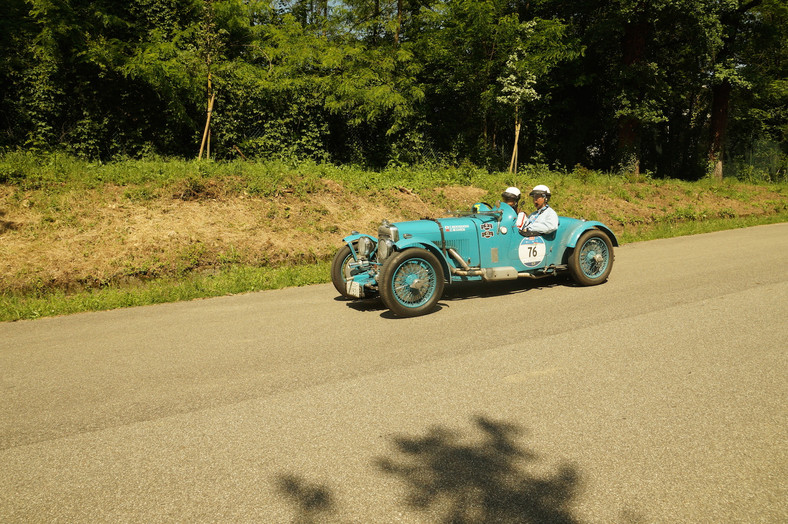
1,223 -> 787,523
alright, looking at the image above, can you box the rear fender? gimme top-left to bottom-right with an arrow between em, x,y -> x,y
566,222 -> 619,248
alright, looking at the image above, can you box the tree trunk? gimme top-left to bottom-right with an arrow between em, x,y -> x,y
708,80 -> 731,181
198,91 -> 215,160
373,0 -> 380,44
704,1 -> 762,180
508,109 -> 521,174
619,116 -> 641,175
618,20 -> 648,174
395,0 -> 402,45
323,0 -> 328,37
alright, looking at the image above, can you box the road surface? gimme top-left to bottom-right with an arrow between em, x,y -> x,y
1,223 -> 787,522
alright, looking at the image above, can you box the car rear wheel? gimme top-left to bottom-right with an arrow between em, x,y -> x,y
568,230 -> 614,286
380,248 -> 445,317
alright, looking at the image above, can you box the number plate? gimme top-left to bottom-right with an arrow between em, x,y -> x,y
518,236 -> 547,268
346,281 -> 363,298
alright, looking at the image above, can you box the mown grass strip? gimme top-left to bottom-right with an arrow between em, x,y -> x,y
615,212 -> 788,243
0,262 -> 329,322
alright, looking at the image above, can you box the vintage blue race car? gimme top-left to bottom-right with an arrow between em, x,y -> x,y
331,201 -> 617,317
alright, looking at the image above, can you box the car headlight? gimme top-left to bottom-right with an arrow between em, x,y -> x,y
356,236 -> 373,259
377,238 -> 395,262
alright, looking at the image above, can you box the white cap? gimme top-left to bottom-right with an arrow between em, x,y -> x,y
504,186 -> 521,198
530,184 -> 551,195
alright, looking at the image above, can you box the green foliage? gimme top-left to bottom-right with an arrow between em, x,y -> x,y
0,0 -> 784,178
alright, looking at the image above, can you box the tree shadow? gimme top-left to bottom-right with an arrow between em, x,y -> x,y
276,474 -> 336,524
376,415 -> 581,523
276,416 -> 582,523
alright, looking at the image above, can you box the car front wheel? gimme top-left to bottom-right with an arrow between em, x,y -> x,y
331,244 -> 366,298
380,248 -> 445,317
568,230 -> 614,286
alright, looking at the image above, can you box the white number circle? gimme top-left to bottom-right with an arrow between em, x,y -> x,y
518,236 -> 546,267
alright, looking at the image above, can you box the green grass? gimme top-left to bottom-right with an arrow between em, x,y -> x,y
2,152 -> 787,322
0,262 -> 330,322
4,212 -> 787,323
615,212 -> 788,243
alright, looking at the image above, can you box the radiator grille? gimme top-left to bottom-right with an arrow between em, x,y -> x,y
444,239 -> 470,254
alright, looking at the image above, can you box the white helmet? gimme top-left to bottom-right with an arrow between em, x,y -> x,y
529,184 -> 551,201
502,186 -> 521,202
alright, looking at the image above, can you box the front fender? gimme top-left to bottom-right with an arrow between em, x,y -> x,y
565,221 -> 619,248
392,239 -> 452,281
342,233 -> 378,244
341,233 -> 379,260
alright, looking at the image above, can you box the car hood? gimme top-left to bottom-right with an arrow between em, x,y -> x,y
392,216 -> 480,240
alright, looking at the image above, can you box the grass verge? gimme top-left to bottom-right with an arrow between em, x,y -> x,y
2,154 -> 786,322
3,213 -> 786,323
615,212 -> 788,243
0,262 -> 329,322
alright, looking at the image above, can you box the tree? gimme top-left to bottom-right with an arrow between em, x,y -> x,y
725,0 -> 788,179
496,18 -> 577,173
0,0 -> 784,173
198,0 -> 223,159
498,45 -> 539,173
706,0 -> 765,180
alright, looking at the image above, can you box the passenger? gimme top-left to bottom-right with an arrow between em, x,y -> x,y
501,186 -> 521,212
516,184 -> 559,235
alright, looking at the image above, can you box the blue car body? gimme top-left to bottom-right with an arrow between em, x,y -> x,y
332,201 -> 617,317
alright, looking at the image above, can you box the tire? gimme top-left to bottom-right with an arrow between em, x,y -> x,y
331,244 -> 361,298
380,248 -> 445,317
568,230 -> 614,286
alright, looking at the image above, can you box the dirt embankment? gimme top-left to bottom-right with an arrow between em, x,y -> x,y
0,179 -> 784,293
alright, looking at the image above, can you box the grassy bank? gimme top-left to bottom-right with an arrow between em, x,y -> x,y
2,153 -> 787,322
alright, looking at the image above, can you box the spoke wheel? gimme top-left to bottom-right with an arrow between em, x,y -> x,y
331,244 -> 374,298
380,248 -> 444,317
568,230 -> 614,286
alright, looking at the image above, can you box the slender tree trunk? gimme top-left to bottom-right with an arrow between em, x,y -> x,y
198,1 -> 218,160
199,90 -> 215,160
708,80 -> 731,180
509,107 -> 521,174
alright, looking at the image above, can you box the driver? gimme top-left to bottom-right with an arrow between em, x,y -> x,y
516,184 -> 558,235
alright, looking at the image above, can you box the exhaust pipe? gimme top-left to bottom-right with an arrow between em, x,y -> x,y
447,248 -> 484,276
447,248 -> 565,280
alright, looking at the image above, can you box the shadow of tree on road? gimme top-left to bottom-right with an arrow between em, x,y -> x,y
276,416 -> 581,523
276,474 -> 336,524
377,415 -> 580,523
